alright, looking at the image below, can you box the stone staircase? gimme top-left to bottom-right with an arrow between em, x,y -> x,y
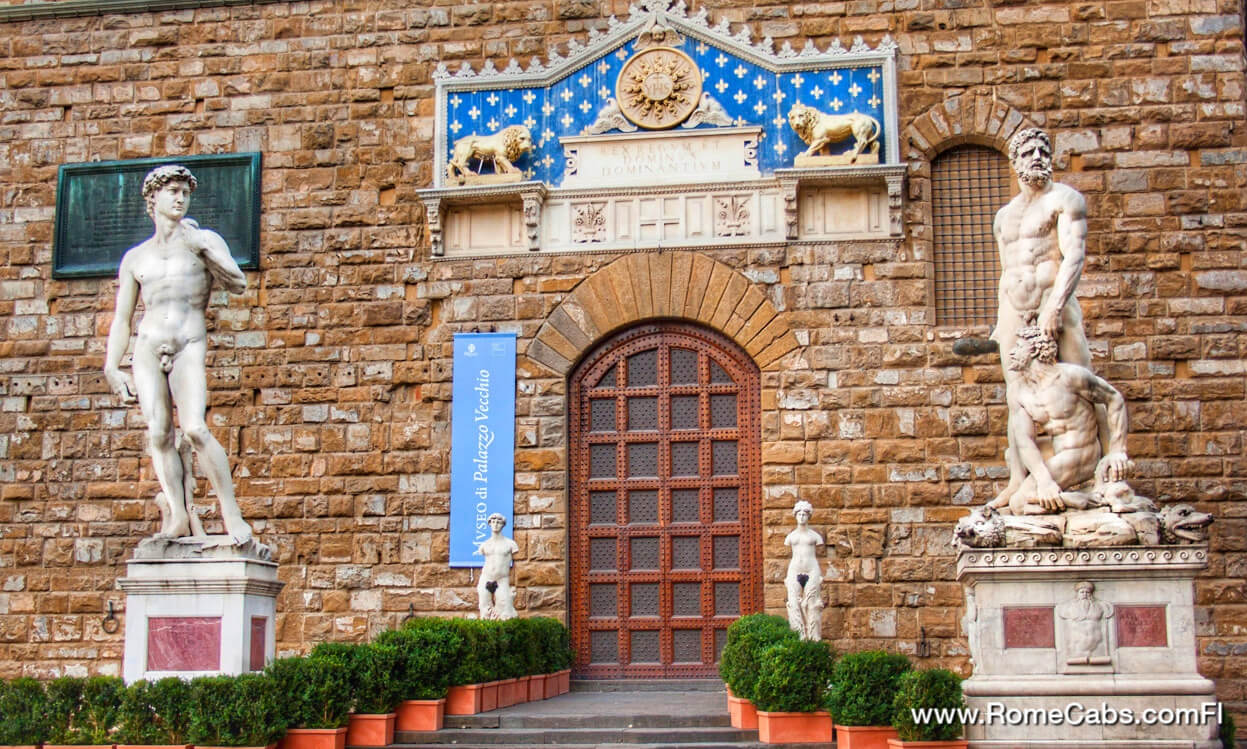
388,679 -> 826,748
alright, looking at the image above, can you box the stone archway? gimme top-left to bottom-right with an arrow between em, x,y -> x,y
525,251 -> 800,375
904,94 -> 1039,162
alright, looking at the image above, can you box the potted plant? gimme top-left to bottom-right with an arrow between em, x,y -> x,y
888,669 -> 967,748
376,623 -> 463,732
266,657 -> 350,749
441,619 -> 497,715
46,675 -> 125,749
116,678 -> 192,749
827,651 -> 913,749
351,643 -> 405,745
187,674 -> 286,749
718,613 -> 796,729
750,639 -> 835,744
545,619 -> 574,696
0,677 -> 50,748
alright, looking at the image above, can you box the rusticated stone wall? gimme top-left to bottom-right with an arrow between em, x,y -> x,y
0,0 -> 1244,727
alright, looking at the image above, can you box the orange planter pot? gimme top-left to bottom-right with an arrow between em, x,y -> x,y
395,698 -> 445,731
117,745 -> 192,749
197,745 -> 276,749
497,677 -> 519,708
527,673 -> 546,701
446,683 -> 484,715
480,680 -> 500,712
557,668 -> 571,694
279,728 -> 346,749
756,710 -> 832,744
516,676 -> 531,704
886,740 -> 968,749
45,745 -> 115,749
728,694 -> 758,730
346,712 -> 396,747
836,724 -> 901,749
544,672 -> 559,699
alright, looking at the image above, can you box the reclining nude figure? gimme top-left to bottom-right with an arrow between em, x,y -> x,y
987,327 -> 1133,516
104,165 -> 253,545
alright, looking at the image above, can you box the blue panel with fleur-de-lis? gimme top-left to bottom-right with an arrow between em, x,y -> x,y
437,7 -> 895,189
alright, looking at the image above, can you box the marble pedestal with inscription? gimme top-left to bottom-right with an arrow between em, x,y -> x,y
958,546 -> 1218,749
117,544 -> 283,684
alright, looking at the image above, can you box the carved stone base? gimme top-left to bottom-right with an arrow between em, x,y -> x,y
449,172 -> 524,186
958,546 -> 1217,749
118,551 -> 283,684
794,152 -> 880,167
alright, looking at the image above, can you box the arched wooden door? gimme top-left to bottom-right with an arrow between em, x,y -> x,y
568,322 -> 763,678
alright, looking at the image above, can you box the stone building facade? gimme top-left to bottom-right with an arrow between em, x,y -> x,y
0,0 -> 1244,723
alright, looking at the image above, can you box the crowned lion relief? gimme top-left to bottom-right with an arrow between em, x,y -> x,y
787,103 -> 881,167
446,124 -> 535,185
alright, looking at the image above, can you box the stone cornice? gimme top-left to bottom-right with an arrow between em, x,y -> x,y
958,545 -> 1209,581
0,0 -> 280,23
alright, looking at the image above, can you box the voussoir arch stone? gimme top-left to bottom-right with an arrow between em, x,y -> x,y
526,251 -> 799,376
905,94 -> 1039,163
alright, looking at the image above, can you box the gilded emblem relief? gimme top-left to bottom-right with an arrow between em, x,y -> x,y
616,47 -> 702,130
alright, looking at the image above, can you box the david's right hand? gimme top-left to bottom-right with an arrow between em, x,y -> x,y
105,367 -> 137,405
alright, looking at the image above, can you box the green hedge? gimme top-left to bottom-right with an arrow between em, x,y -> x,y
827,650 -> 913,727
0,616 -> 576,741
751,638 -> 836,713
0,677 -> 49,745
891,668 -> 965,741
117,677 -> 192,744
718,613 -> 797,702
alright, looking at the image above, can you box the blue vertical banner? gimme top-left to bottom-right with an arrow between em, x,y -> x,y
450,332 -> 517,567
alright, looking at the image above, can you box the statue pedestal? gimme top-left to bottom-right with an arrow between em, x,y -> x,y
958,546 -> 1218,749
118,539 -> 282,684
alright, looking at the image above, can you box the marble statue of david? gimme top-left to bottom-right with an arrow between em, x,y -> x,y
104,165 -> 253,546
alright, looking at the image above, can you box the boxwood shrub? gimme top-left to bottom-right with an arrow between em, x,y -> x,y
891,668 -> 965,741
718,613 -> 797,702
751,638 -> 836,713
117,677 -> 192,744
827,650 -> 913,727
186,673 -> 286,747
265,655 -> 351,729
376,623 -> 464,700
0,677 -> 49,745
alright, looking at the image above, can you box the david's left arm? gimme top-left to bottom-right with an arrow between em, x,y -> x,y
192,222 -> 246,295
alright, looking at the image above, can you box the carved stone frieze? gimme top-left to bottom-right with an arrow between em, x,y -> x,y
572,202 -> 607,243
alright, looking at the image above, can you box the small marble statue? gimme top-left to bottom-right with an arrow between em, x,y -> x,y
988,327 -> 1133,516
1056,581 -> 1114,666
787,103 -> 881,165
104,165 -> 256,551
446,125 -> 534,185
784,500 -> 824,641
475,512 -> 519,620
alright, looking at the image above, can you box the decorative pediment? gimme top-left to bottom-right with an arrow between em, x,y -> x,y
419,0 -> 904,257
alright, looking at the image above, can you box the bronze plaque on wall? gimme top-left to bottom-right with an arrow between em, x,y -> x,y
53,153 -> 261,278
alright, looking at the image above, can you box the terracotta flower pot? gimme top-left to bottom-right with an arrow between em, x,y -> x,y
516,675 -> 531,704
480,680 -> 501,712
527,673 -> 546,701
45,745 -> 116,749
728,694 -> 758,730
756,710 -> 832,744
836,724 -> 901,749
446,683 -> 484,715
557,668 -> 571,694
197,745 -> 277,749
886,739 -> 968,749
117,745 -> 192,749
395,698 -> 445,732
497,677 -> 519,708
279,728 -> 346,749
346,712 -> 396,747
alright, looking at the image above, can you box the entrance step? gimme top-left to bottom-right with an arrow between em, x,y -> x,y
390,686 -> 827,748
570,678 -> 727,692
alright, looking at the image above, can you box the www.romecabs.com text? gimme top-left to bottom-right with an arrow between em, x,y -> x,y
912,701 -> 1223,728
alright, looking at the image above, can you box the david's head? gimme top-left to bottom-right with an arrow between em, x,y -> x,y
142,165 -> 197,220
1008,326 -> 1058,372
1008,128 -> 1052,188
487,512 -> 507,532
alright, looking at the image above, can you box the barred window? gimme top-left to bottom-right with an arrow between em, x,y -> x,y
932,145 -> 1011,327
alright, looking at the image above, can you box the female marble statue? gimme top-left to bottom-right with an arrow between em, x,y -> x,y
475,512 -> 519,620
784,500 -> 825,641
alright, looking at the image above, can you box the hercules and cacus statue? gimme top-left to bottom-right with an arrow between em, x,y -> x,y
953,128 -> 1212,549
